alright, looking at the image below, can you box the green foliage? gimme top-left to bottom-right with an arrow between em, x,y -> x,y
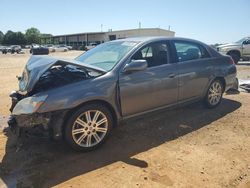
0,31 -> 4,44
2,30 -> 26,45
25,27 -> 41,44
40,33 -> 53,44
0,28 -> 52,45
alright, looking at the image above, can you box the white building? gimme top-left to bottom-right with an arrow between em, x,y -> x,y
43,28 -> 175,47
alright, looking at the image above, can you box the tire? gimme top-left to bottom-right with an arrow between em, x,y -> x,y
64,103 -> 113,151
228,52 -> 240,64
204,80 -> 224,108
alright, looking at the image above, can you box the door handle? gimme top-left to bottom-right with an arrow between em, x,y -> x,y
168,73 -> 176,78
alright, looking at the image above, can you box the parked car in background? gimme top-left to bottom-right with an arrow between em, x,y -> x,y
0,46 -> 8,54
1,45 -> 22,54
54,45 -> 68,52
59,44 -> 73,50
31,44 -> 40,49
24,45 -> 31,49
8,37 -> 237,151
9,45 -> 22,53
30,45 -> 49,55
44,44 -> 56,52
217,36 -> 250,64
0,46 -> 5,52
85,42 -> 98,51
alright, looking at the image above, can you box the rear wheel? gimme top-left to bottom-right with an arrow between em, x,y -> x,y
228,52 -> 240,64
204,80 -> 224,108
64,104 -> 113,151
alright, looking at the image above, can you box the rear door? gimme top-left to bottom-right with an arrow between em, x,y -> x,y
119,41 -> 178,117
172,41 -> 214,102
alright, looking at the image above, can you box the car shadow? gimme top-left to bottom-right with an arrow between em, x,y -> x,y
0,98 -> 241,187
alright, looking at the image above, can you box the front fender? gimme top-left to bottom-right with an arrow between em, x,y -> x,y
37,74 -> 120,117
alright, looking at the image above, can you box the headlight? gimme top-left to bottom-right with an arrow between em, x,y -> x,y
12,95 -> 48,115
219,48 -> 227,52
19,68 -> 28,91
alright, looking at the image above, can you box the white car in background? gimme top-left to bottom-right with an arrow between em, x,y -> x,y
54,45 -> 68,52
217,37 -> 250,64
85,43 -> 98,51
59,44 -> 73,50
44,44 -> 56,52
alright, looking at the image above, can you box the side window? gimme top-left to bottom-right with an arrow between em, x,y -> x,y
174,42 -> 209,62
141,46 -> 153,58
244,40 -> 250,45
132,41 -> 169,67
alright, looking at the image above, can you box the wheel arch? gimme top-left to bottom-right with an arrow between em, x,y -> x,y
63,99 -> 118,133
226,50 -> 241,57
214,77 -> 226,92
203,76 -> 226,97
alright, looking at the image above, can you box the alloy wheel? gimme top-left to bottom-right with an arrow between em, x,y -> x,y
208,81 -> 222,106
72,110 -> 108,147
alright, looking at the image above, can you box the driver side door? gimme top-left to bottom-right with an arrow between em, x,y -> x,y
119,41 -> 178,117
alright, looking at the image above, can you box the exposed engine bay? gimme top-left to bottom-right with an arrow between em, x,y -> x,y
16,55 -> 105,95
31,62 -> 91,94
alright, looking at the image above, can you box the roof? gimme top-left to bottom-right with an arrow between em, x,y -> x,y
110,36 -> 208,45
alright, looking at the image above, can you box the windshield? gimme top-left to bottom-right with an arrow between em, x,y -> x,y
235,37 -> 247,44
75,41 -> 138,71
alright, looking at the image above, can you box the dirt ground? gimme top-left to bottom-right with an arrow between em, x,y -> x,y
0,52 -> 250,188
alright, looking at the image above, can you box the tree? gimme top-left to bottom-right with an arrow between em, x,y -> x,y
14,32 -> 26,45
0,31 -> 4,44
0,28 -> 51,45
2,30 -> 15,45
25,27 -> 41,44
40,33 -> 53,44
2,30 -> 26,45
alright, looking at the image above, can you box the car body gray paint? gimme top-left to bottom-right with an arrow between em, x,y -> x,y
14,37 -> 237,126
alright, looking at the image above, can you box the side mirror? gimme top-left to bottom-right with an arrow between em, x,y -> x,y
123,59 -> 148,73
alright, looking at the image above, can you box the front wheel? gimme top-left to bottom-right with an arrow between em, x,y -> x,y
64,104 -> 113,151
204,80 -> 224,108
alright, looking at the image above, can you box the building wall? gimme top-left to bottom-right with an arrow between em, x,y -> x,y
104,28 -> 175,41
48,28 -> 175,46
87,34 -> 106,43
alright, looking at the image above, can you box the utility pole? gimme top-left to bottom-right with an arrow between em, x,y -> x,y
139,22 -> 141,29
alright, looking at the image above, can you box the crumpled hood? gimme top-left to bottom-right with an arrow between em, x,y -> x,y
218,43 -> 241,48
19,55 -> 106,93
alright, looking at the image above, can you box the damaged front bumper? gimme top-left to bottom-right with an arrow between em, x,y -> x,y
8,91 -> 68,140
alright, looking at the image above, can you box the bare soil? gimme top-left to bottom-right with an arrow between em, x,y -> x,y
0,52 -> 250,188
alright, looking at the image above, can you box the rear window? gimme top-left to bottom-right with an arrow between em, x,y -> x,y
174,41 -> 210,62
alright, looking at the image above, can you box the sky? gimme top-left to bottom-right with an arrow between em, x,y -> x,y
0,0 -> 249,44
